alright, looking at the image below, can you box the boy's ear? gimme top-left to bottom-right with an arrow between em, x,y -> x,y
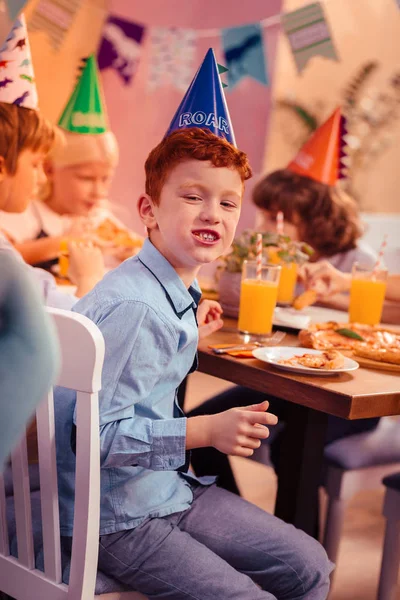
43,160 -> 54,179
0,156 -> 7,183
138,194 -> 158,230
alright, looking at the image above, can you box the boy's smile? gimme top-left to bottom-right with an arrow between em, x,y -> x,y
139,159 -> 243,286
192,229 -> 221,245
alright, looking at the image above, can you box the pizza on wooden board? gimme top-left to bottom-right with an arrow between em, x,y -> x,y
299,322 -> 400,365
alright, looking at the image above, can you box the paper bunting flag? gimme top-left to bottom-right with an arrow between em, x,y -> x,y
221,23 -> 268,89
148,27 -> 196,92
28,0 -> 82,50
0,0 -> 27,47
4,0 -> 27,21
0,13 -> 38,109
164,48 -> 236,146
218,63 -> 228,88
97,15 -> 145,85
282,2 -> 339,74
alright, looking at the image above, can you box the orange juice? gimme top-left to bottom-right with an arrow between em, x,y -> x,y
349,278 -> 387,325
277,262 -> 298,304
268,248 -> 297,304
238,279 -> 279,335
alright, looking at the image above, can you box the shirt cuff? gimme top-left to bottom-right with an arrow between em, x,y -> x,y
151,417 -> 187,470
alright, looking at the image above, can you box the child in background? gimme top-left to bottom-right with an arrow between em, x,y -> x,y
0,16 -> 104,308
254,170 -> 376,272
0,55 -> 143,272
254,109 -> 377,287
54,49 -> 332,599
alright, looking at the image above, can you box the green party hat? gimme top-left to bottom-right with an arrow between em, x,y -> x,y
58,54 -> 108,134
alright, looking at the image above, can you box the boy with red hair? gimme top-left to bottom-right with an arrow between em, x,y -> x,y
55,50 -> 332,599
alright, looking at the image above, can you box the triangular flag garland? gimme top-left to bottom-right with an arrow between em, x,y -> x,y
218,64 -> 229,88
58,54 -> 108,134
97,15 -> 145,85
0,1 -> 28,46
0,13 -> 38,109
221,23 -> 269,89
281,2 -> 339,74
148,27 -> 196,92
92,0 -> 342,92
287,107 -> 347,186
164,48 -> 236,146
5,0 -> 28,21
28,0 -> 82,51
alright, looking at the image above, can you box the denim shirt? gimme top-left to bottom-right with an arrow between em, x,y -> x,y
54,239 -> 204,535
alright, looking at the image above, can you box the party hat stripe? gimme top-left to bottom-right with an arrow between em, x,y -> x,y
338,113 -> 349,179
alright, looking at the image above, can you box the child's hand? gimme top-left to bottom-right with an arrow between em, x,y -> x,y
197,300 -> 223,340
299,261 -> 351,298
65,217 -> 92,240
209,400 -> 278,457
67,241 -> 105,297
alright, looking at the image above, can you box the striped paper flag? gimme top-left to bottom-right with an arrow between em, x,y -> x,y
28,0 -> 82,50
282,2 -> 339,74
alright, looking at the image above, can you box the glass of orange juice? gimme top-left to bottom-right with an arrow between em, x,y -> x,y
349,263 -> 388,325
238,261 -> 281,336
268,248 -> 298,304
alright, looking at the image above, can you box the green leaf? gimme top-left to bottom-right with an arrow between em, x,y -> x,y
218,64 -> 229,74
336,328 -> 365,341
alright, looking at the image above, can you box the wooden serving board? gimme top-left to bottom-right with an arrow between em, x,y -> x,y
347,353 -> 400,373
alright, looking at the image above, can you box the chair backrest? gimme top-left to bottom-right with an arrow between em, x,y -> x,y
0,307 -> 105,600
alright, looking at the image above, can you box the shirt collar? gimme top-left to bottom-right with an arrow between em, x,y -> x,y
138,238 -> 201,318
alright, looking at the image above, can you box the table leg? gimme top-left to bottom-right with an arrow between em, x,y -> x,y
274,404 -> 328,538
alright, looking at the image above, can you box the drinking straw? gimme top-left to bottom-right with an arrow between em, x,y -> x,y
256,233 -> 262,281
276,211 -> 284,235
372,234 -> 388,277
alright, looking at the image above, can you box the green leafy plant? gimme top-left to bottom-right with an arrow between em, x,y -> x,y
219,229 -> 313,273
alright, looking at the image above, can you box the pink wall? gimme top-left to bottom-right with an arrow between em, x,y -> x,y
102,0 -> 283,235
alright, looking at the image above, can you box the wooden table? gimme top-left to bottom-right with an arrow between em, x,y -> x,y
195,316 -> 400,537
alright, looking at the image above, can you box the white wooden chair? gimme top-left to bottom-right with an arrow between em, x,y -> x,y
0,307 -> 147,600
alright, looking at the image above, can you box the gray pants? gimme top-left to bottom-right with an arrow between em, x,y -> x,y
98,483 -> 333,599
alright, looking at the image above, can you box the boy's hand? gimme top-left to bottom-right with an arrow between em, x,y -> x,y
209,400 -> 278,457
197,299 -> 223,340
186,400 -> 278,457
299,261 -> 351,298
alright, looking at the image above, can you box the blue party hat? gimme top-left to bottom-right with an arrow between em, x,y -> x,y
164,48 -> 236,146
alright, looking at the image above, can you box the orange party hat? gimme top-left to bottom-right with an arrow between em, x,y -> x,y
287,107 -> 347,186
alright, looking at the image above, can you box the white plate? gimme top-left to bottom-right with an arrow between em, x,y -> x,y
273,305 -> 348,332
252,346 -> 359,376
